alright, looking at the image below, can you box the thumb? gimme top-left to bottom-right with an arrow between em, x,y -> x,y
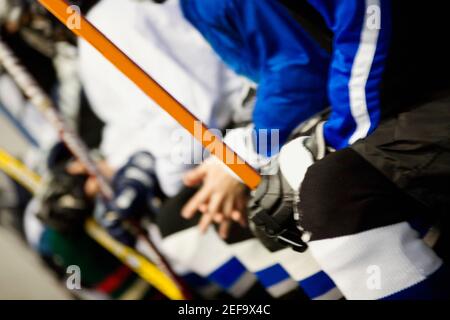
183,164 -> 208,187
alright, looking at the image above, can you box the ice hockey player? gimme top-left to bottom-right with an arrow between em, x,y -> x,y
77,0 -> 336,300
178,0 -> 450,299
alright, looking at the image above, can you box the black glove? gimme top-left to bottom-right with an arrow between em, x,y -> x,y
247,117 -> 331,253
95,151 -> 165,245
248,160 -> 308,253
37,143 -> 92,234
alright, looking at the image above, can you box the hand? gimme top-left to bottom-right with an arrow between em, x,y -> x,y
93,151 -> 160,245
66,159 -> 115,197
181,159 -> 248,239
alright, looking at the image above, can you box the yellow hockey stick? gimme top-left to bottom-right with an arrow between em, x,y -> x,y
0,148 -> 185,299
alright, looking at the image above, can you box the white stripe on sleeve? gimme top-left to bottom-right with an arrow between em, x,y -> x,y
348,0 -> 381,144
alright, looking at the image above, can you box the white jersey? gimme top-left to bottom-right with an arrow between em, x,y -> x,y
79,0 -> 248,196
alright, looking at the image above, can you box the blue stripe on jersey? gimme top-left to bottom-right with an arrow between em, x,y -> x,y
254,264 -> 291,288
382,265 -> 450,300
182,272 -> 211,288
299,271 -> 336,298
208,257 -> 247,289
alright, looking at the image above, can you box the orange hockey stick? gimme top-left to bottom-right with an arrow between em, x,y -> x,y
38,0 -> 261,190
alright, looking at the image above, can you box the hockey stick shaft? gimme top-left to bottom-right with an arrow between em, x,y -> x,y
0,39 -> 189,299
0,149 -> 41,193
37,0 -> 262,190
0,39 -> 113,198
0,148 -> 185,300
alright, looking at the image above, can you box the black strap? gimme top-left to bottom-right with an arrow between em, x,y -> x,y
248,170 -> 309,252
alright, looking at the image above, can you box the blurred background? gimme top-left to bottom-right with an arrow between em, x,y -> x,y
0,0 -> 110,300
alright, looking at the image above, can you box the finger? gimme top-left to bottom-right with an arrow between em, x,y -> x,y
213,212 -> 225,224
198,210 -> 215,233
183,165 -> 208,187
199,203 -> 208,214
218,220 -> 231,239
66,160 -> 87,175
222,195 -> 234,219
231,210 -> 242,222
235,197 -> 249,227
231,210 -> 247,228
207,193 -> 225,218
85,176 -> 100,197
98,161 -> 115,179
181,185 -> 212,219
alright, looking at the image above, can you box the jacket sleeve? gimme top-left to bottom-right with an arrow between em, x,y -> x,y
181,0 -> 331,155
308,0 -> 392,149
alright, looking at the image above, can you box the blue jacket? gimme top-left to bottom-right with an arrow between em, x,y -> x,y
180,0 -> 392,151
